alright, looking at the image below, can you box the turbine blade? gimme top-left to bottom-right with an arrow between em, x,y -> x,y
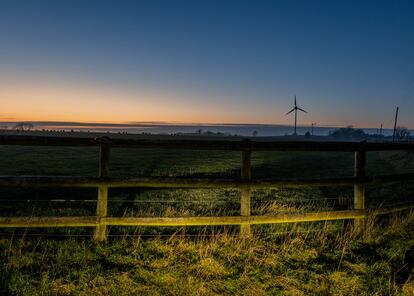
297,107 -> 307,113
285,108 -> 295,115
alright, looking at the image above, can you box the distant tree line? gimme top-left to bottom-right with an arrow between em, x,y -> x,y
395,126 -> 410,141
195,129 -> 235,137
329,126 -> 367,139
328,125 -> 410,141
13,122 -> 34,131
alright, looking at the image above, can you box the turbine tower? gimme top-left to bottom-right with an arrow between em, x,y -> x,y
285,96 -> 307,135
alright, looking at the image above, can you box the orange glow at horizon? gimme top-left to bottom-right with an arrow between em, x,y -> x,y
0,80 -> 242,124
0,79 -> 289,125
0,79 -> 396,128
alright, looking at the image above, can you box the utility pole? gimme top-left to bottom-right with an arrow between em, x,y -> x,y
311,123 -> 315,136
392,107 -> 399,142
379,124 -> 383,136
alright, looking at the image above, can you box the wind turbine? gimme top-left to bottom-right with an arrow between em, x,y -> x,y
285,96 -> 307,135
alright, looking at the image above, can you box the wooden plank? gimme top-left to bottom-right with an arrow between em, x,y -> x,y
1,174 -> 414,188
94,143 -> 110,241
1,205 -> 413,229
1,204 -> 412,229
240,187 -> 251,216
241,148 -> 252,180
0,135 -> 98,147
94,186 -> 109,241
0,176 -> 104,187
99,142 -> 111,177
0,216 -> 98,228
1,135 -> 414,152
355,150 -> 366,177
370,173 -> 414,183
354,150 -> 366,233
373,203 -> 414,215
240,149 -> 252,237
102,210 -> 367,226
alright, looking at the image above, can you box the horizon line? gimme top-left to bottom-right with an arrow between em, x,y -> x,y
0,120 -> 408,130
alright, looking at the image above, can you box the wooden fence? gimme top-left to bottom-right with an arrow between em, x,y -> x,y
0,135 -> 414,241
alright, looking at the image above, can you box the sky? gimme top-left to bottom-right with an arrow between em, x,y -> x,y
1,0 -> 414,128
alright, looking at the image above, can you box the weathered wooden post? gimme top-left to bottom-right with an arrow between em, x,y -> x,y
94,140 -> 110,241
240,143 -> 252,238
354,148 -> 366,233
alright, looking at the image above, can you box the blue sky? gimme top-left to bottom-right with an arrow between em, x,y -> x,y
0,0 -> 413,128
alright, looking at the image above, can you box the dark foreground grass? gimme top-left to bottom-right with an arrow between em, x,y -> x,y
1,213 -> 414,295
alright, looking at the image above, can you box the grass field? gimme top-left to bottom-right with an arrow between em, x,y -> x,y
0,135 -> 414,295
1,215 -> 414,295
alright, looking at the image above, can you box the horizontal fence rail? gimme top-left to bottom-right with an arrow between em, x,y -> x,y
1,205 -> 413,228
1,134 -> 414,151
1,135 -> 414,240
1,174 -> 414,188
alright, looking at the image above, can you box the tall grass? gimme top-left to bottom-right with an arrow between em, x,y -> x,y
1,211 -> 414,295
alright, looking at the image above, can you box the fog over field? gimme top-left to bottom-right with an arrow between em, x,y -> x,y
0,121 -> 400,137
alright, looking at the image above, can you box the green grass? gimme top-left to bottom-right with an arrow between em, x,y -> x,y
0,141 -> 414,294
0,145 -> 413,219
0,145 -> 413,178
1,214 -> 414,295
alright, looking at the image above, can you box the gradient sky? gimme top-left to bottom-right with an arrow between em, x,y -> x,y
1,0 -> 414,128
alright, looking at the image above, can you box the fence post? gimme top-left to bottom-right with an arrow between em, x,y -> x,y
94,142 -> 110,241
240,148 -> 252,238
354,149 -> 366,234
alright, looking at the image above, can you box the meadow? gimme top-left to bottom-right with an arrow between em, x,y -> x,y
0,135 -> 414,295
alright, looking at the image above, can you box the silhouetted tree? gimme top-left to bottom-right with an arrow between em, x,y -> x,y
252,130 -> 258,137
329,126 -> 367,139
14,122 -> 34,131
395,126 -> 410,141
